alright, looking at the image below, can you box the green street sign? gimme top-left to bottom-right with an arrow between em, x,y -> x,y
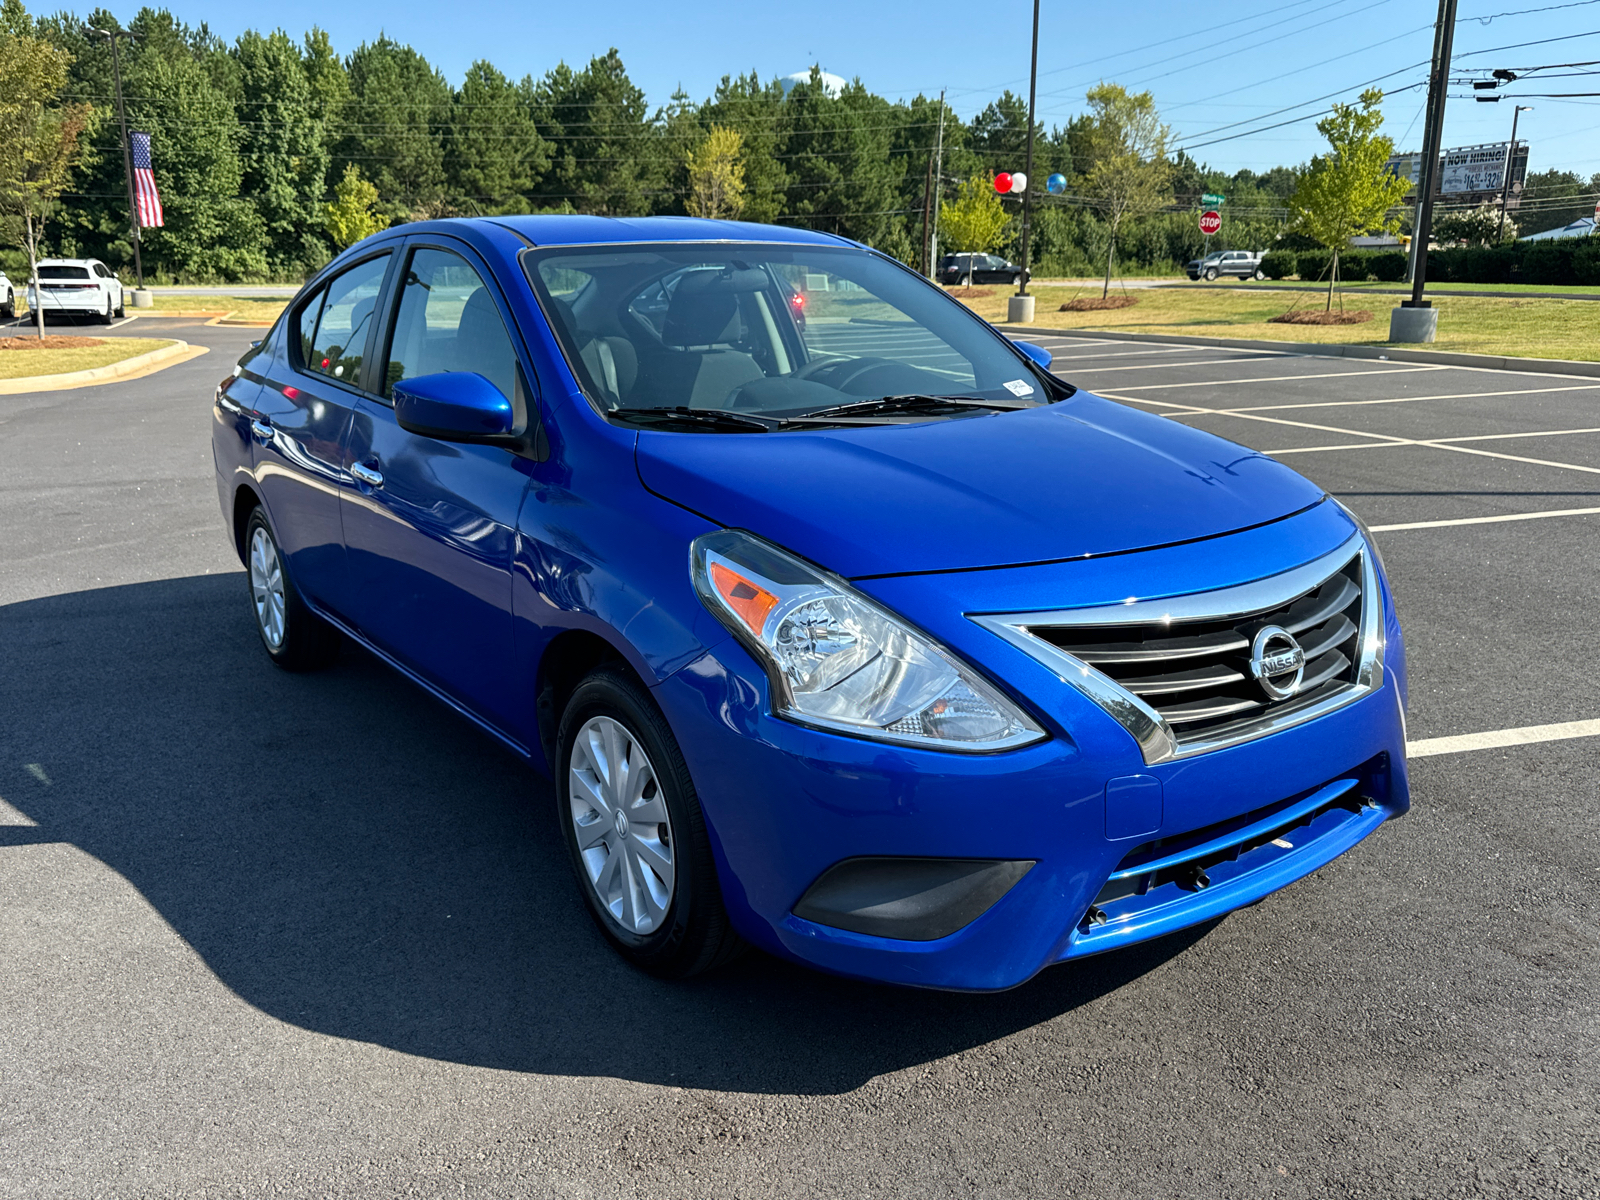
1202,192 -> 1226,206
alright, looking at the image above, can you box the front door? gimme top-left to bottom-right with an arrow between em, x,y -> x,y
340,240 -> 533,734
251,251 -> 393,620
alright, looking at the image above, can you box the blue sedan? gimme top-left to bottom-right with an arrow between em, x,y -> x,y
212,216 -> 1409,990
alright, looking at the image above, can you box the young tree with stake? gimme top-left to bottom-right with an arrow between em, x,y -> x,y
684,125 -> 746,220
1079,84 -> 1171,299
939,175 -> 1009,287
1289,89 -> 1410,312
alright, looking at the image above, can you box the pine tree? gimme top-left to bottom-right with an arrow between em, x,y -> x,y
340,36 -> 451,213
533,49 -> 662,215
447,60 -> 548,213
234,30 -> 328,274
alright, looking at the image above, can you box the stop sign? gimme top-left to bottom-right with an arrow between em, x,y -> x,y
1199,210 -> 1222,235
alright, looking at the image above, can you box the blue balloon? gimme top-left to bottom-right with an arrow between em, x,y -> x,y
1046,173 -> 1068,195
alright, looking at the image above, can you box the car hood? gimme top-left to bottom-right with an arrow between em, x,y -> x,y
634,392 -> 1326,578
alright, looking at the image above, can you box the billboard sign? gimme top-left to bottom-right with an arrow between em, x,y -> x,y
1441,143 -> 1511,195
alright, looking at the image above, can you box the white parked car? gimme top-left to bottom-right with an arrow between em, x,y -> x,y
26,258 -> 125,323
0,270 -> 14,318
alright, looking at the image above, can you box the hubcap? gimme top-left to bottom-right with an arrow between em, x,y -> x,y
568,715 -> 675,936
248,526 -> 287,649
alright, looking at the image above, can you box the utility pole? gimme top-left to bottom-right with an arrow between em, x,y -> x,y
88,25 -> 143,289
1393,0 -> 1458,342
1017,0 -> 1041,301
1404,3 -> 1450,288
928,90 -> 946,280
1497,105 -> 1531,242
921,153 -> 934,274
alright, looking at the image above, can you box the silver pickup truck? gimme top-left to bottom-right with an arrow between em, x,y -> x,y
1185,250 -> 1264,281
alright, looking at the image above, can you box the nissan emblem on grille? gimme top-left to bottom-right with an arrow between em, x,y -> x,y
1250,626 -> 1306,701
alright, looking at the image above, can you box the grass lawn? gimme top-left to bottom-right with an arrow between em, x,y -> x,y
142,294 -> 289,322
1221,279 -> 1600,297
0,336 -> 175,379
959,284 -> 1600,361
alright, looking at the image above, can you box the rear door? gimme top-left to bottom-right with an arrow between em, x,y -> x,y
339,237 -> 533,733
250,249 -> 394,620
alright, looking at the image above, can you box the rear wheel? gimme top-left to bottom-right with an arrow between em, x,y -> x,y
557,666 -> 743,978
243,507 -> 340,671
1253,268 -> 1265,281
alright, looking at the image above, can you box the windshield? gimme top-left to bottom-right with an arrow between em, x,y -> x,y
38,266 -> 90,280
523,243 -> 1064,427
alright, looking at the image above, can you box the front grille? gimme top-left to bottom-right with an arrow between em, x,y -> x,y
1026,553 -> 1364,748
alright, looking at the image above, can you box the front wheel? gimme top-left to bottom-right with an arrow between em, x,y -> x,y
0,290 -> 13,319
243,507 -> 340,671
114,293 -> 125,318
99,295 -> 113,324
557,666 -> 743,978
1204,267 -> 1218,281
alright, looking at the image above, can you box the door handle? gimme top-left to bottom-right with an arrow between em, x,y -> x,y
250,419 -> 273,444
350,462 -> 384,489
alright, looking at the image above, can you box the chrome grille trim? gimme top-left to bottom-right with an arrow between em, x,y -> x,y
970,534 -> 1384,765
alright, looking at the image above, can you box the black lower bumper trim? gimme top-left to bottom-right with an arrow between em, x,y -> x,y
792,856 -> 1035,942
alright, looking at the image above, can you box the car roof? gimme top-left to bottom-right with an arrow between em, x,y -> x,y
480,214 -> 852,249
36,258 -> 101,266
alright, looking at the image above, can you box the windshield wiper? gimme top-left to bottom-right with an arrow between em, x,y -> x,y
795,394 -> 1033,421
608,406 -> 777,433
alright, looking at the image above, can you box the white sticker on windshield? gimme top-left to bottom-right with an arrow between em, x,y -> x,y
1003,379 -> 1035,397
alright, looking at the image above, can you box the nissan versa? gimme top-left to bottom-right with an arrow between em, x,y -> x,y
212,215 -> 1409,991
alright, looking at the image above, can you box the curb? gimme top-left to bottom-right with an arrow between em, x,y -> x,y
1165,282 -> 1600,303
994,325 -> 1600,380
0,339 -> 208,394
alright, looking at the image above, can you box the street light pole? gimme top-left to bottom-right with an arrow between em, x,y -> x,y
1017,0 -> 1040,300
1496,105 -> 1531,243
88,26 -> 143,289
1406,0 -> 1458,310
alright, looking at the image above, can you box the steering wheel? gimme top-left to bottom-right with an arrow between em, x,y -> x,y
793,356 -> 897,393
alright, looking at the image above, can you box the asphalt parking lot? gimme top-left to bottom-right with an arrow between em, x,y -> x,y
1,319 -> 1596,1199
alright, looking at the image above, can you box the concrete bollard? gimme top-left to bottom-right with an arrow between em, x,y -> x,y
1007,294 -> 1036,324
131,289 -> 154,308
1389,304 -> 1438,343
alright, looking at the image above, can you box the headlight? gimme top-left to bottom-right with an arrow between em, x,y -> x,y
691,529 -> 1046,752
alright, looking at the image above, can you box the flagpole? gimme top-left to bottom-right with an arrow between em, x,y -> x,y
89,26 -> 142,289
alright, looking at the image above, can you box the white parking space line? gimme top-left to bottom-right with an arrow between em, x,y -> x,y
1051,346 -> 1280,363
1063,357 -> 1282,374
1271,427 -> 1600,455
1409,719 -> 1600,758
1372,506 -> 1600,532
1100,392 -> 1600,480
106,316 -> 137,329
1106,366 -> 1444,391
1217,383 -> 1600,415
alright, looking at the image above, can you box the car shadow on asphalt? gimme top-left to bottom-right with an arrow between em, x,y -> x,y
0,574 -> 1212,1095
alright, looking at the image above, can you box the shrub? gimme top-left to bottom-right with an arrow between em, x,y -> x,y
1572,238 -> 1600,286
1368,251 -> 1408,282
1260,250 -> 1296,279
1296,250 -> 1332,280
1458,246 -> 1515,284
1519,240 -> 1579,286
1338,251 -> 1373,282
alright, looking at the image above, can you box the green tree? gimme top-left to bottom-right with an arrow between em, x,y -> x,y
323,162 -> 387,247
684,124 -> 745,219
701,72 -> 788,223
234,29 -> 327,274
0,0 -> 92,336
533,49 -> 662,215
339,36 -> 450,212
939,174 -> 1009,282
1078,83 -> 1173,297
1288,88 -> 1409,310
780,69 -> 904,251
1517,168 -> 1597,235
446,60 -> 547,212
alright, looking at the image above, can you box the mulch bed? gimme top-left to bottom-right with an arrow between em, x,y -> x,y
946,287 -> 994,298
1268,309 -> 1372,326
0,335 -> 107,350
1060,296 -> 1139,312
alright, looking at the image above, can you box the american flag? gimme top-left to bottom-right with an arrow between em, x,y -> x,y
130,131 -> 164,228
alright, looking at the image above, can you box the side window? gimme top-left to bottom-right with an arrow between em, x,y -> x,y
382,247 -> 519,402
306,254 -> 389,385
293,287 -> 326,367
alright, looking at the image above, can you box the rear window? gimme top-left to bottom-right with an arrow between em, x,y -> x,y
38,266 -> 89,280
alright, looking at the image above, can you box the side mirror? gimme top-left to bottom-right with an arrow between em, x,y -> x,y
1014,341 -> 1052,371
393,371 -> 515,443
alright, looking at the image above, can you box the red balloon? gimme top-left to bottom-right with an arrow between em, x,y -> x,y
994,172 -> 1013,194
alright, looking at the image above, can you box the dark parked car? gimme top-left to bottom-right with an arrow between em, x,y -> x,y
938,253 -> 1028,286
1186,250 -> 1264,281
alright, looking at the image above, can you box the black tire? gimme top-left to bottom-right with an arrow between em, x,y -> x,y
242,506 -> 340,671
1,290 -> 13,319
556,665 -> 744,978
1204,267 -> 1218,281
1253,268 -> 1265,281
99,295 -> 113,324
114,294 -> 125,318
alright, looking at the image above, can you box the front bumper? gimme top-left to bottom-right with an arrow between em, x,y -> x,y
650,501 -> 1409,991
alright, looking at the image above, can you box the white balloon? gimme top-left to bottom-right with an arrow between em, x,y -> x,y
1010,172 -> 1027,194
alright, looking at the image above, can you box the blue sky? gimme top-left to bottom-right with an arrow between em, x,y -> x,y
123,0 -> 1600,177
